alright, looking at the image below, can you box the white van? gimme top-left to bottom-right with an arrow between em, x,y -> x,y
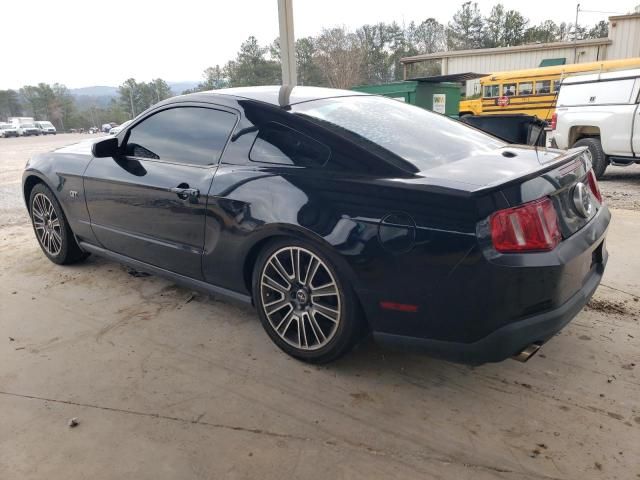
550,68 -> 640,178
35,121 -> 57,135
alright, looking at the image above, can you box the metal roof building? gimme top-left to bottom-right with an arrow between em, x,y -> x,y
401,13 -> 640,97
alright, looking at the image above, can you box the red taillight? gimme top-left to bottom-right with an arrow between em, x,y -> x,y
550,112 -> 557,130
587,169 -> 603,203
490,198 -> 562,253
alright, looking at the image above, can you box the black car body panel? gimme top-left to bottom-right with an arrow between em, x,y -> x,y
22,86 -> 610,363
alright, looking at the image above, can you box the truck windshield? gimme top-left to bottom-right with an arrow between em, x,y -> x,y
292,95 -> 504,172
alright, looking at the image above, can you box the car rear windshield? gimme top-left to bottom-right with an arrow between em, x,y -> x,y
292,96 -> 504,172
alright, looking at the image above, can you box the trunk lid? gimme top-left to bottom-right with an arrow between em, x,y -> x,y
421,146 -> 600,238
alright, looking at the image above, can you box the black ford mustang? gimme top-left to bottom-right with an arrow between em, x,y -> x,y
22,86 -> 610,364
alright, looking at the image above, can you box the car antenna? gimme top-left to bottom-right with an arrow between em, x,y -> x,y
534,73 -> 563,156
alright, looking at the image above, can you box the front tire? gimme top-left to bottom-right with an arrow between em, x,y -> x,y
253,239 -> 364,364
573,137 -> 607,179
29,183 -> 88,265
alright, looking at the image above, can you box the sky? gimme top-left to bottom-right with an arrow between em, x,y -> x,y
0,0 -> 636,89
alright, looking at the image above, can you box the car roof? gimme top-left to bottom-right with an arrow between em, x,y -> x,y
563,67 -> 640,84
173,85 -> 370,108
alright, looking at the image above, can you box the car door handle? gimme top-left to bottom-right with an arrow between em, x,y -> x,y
169,186 -> 200,199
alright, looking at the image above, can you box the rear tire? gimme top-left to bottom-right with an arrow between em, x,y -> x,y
29,183 -> 89,265
252,238 -> 364,364
573,137 -> 607,179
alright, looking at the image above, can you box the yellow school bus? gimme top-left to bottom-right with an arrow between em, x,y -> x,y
459,57 -> 640,120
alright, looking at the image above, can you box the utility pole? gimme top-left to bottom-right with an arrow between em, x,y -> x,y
129,87 -> 136,117
278,0 -> 297,86
573,3 -> 580,62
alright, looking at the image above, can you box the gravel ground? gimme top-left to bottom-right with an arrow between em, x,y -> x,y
599,166 -> 640,211
1,134 -> 639,479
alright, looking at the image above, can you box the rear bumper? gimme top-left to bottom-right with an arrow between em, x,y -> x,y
370,204 -> 610,364
374,258 -> 604,364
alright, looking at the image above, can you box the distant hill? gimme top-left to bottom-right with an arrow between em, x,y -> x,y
70,81 -> 199,99
70,86 -> 118,97
168,81 -> 199,94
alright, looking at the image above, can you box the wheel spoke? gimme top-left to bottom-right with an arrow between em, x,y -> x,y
311,282 -> 337,298
308,311 -> 326,343
306,258 -> 321,288
312,303 -> 339,323
298,315 -> 308,348
295,316 -> 302,348
51,230 -> 62,250
276,310 -> 295,336
262,273 -> 289,295
270,256 -> 292,287
294,249 -> 303,284
51,218 -> 60,229
265,298 -> 291,316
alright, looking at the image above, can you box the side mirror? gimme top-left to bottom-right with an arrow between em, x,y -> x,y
92,137 -> 119,158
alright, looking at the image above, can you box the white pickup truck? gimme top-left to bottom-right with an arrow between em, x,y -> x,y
551,68 -> 640,178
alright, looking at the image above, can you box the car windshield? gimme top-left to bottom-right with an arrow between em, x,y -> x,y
40,122 -> 53,128
22,123 -> 35,128
0,125 -> 10,129
292,96 -> 504,172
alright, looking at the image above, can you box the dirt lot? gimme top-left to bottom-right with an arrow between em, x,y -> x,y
1,134 -> 639,479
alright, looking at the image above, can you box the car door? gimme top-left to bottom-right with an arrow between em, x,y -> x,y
83,104 -> 237,279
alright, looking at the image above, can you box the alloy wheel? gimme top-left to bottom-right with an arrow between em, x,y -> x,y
32,193 -> 62,256
260,246 -> 341,351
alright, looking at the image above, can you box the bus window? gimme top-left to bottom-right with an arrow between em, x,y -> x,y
535,80 -> 551,94
483,85 -> 499,98
553,79 -> 561,92
503,83 -> 516,96
518,82 -> 533,95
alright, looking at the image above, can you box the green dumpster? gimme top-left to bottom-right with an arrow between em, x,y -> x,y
352,80 -> 461,118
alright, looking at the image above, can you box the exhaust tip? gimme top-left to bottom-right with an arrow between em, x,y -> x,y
512,343 -> 542,363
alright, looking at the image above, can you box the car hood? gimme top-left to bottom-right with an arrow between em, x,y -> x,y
54,137 -> 104,155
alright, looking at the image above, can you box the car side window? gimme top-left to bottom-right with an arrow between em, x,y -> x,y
249,122 -> 330,167
125,107 -> 236,166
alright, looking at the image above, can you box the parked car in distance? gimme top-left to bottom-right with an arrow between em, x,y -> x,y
22,86 -> 610,364
551,68 -> 640,178
109,119 -> 132,135
0,123 -> 19,137
35,121 -> 57,135
101,123 -> 112,133
17,122 -> 40,136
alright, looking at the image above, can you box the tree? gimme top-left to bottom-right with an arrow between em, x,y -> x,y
387,22 -> 417,81
20,86 -> 41,118
223,36 -> 281,87
411,18 -> 446,54
50,83 -> 75,130
295,37 -> 324,86
0,90 -> 22,119
118,78 -> 140,117
314,27 -> 364,89
447,2 -> 484,50
524,20 -> 559,43
201,66 -> 226,89
502,10 -> 528,46
484,4 -> 506,48
587,20 -> 608,39
183,65 -> 227,94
